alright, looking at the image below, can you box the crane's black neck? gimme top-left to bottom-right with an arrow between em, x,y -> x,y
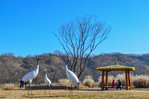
66,58 -> 70,65
37,59 -> 40,65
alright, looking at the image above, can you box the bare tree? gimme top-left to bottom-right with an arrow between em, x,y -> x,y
55,15 -> 111,78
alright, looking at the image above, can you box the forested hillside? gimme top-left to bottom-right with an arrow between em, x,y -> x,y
0,53 -> 149,84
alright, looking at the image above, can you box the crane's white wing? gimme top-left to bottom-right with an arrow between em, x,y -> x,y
66,69 -> 79,84
21,65 -> 39,82
21,70 -> 37,82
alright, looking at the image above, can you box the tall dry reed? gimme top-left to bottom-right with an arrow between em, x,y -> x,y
132,75 -> 149,88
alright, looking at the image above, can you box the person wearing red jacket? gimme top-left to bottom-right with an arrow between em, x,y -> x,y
111,80 -> 116,88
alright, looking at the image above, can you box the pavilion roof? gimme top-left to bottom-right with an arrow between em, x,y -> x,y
96,62 -> 135,71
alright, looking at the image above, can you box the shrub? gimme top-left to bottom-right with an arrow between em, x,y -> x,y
58,79 -> 69,86
83,76 -> 95,88
132,75 -> 149,88
3,84 -> 14,90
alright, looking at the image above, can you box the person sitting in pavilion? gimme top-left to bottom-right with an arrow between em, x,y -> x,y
111,80 -> 116,88
117,80 -> 122,90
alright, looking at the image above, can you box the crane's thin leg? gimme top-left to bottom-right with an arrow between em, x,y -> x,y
28,79 -> 33,96
29,83 -> 31,95
28,83 -> 33,95
44,85 -> 46,94
25,84 -> 28,95
70,84 -> 73,97
71,84 -> 72,90
70,81 -> 73,90
30,84 -> 32,95
67,80 -> 69,90
49,86 -> 50,95
69,81 -> 73,96
28,85 -> 29,95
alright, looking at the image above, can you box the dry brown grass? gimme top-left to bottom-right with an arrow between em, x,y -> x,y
0,88 -> 149,99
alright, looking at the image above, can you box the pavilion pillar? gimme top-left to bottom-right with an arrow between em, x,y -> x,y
125,71 -> 128,90
101,71 -> 104,90
106,71 -> 108,87
128,71 -> 131,90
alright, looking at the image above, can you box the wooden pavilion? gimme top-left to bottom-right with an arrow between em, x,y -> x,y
96,62 -> 135,90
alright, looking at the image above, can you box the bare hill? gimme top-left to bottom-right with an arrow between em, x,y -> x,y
0,53 -> 149,84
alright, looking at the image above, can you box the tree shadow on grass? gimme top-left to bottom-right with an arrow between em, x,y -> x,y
0,96 -> 6,98
78,89 -> 102,91
22,94 -> 71,98
10,88 -> 104,92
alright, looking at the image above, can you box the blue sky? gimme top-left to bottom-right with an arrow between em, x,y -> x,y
0,0 -> 149,57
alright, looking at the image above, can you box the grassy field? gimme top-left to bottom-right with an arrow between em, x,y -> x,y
0,88 -> 149,99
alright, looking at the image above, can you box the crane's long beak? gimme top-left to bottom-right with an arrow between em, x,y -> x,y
41,58 -> 45,63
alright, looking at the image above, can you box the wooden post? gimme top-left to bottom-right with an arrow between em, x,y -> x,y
102,71 -> 104,90
106,71 -> 108,87
125,71 -> 128,90
128,71 -> 131,90
127,71 -> 129,90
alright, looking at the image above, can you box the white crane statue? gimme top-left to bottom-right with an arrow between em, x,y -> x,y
44,69 -> 51,94
19,57 -> 45,93
66,59 -> 79,89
